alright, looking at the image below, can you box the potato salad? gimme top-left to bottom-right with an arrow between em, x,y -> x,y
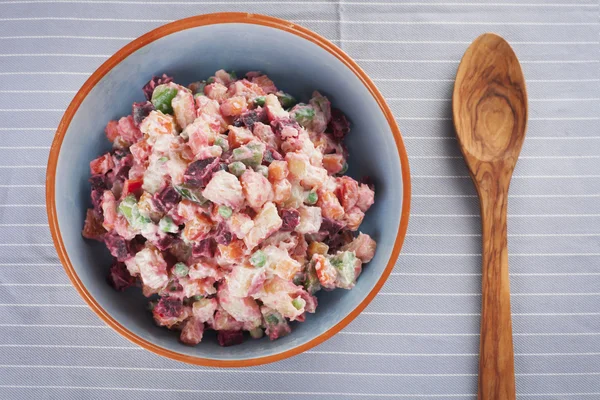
82,70 -> 376,346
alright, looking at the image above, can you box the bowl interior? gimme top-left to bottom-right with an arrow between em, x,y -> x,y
53,21 -> 404,362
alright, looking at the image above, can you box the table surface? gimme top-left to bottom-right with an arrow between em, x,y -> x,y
0,1 -> 599,399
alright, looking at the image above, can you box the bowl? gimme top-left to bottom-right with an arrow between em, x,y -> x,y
46,12 -> 411,367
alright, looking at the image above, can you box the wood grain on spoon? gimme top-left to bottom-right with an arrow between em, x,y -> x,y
452,33 -> 528,400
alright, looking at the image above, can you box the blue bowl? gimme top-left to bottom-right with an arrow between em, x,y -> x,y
47,13 -> 411,367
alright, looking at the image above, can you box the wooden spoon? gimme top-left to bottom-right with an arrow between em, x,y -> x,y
452,33 -> 528,400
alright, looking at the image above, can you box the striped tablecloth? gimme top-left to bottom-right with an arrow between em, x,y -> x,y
1,1 -> 599,399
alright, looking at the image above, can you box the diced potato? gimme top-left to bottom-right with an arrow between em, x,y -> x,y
341,232 -> 377,263
220,96 -> 248,117
356,183 -> 375,212
202,170 -> 245,209
265,93 -> 288,120
135,247 -> 169,292
140,110 -> 177,137
192,297 -> 218,323
217,284 -> 262,329
226,213 -> 254,239
240,169 -> 273,209
272,179 -> 292,205
172,89 -> 196,130
204,82 -> 229,102
244,202 -> 283,250
226,264 -> 267,298
295,206 -> 322,235
262,245 -> 302,281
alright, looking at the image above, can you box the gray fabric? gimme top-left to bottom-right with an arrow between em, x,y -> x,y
0,0 -> 599,398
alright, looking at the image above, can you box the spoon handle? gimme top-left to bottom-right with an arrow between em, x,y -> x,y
477,175 -> 516,400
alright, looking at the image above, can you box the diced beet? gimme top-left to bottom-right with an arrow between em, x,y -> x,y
280,208 -> 300,232
360,176 -> 375,190
91,189 -> 105,216
153,186 -> 181,211
325,229 -> 354,252
270,118 -> 301,139
153,296 -> 184,319
213,223 -> 232,245
113,148 -> 131,160
192,238 -> 216,258
217,330 -> 245,347
232,107 -> 268,129
319,217 -> 345,236
106,261 -> 136,291
89,174 -> 108,191
329,108 -> 350,139
152,233 -> 176,251
104,231 -> 131,261
183,157 -> 220,188
132,101 -> 155,126
142,74 -> 173,100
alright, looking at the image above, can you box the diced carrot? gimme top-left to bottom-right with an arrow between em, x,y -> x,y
90,153 -> 114,175
228,126 -> 254,149
307,241 -> 329,258
322,153 -> 345,175
317,190 -> 345,220
268,160 -> 289,182
183,214 -> 214,241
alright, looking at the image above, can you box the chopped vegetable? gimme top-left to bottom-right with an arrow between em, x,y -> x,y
250,250 -> 266,268
159,216 -> 179,233
306,191 -> 318,205
218,205 -> 233,219
276,91 -> 296,109
253,96 -> 266,107
173,262 -> 189,278
151,84 -> 178,114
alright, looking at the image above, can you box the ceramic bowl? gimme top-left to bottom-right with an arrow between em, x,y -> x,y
46,12 -> 411,367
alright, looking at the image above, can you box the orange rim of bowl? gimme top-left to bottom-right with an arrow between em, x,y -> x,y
46,12 -> 412,368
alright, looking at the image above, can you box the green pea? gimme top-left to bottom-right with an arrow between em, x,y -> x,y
294,107 -> 315,127
173,262 -> 189,278
339,162 -> 348,175
151,84 -> 178,115
250,250 -> 267,268
228,161 -> 247,177
253,96 -> 266,107
265,314 -> 279,325
276,92 -> 297,109
255,165 -> 269,178
306,191 -> 318,205
158,156 -> 168,163
206,77 -> 215,84
214,135 -> 229,152
291,298 -> 304,310
218,205 -> 233,219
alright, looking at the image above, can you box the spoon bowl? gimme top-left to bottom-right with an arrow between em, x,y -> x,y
452,33 -> 528,400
